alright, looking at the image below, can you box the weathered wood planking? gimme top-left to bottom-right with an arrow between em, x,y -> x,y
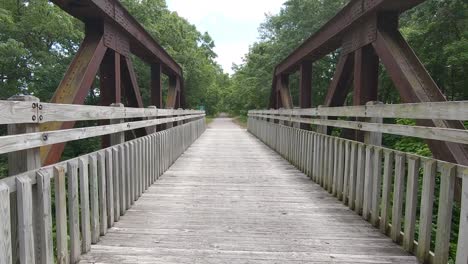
36,171 -> 54,264
0,99 -> 203,125
67,161 -> 81,263
54,166 -> 69,264
249,101 -> 468,120
16,176 -> 35,264
0,183 -> 12,264
79,118 -> 418,264
456,170 -> 468,264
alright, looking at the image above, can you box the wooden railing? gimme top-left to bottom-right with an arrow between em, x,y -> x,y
0,96 -> 206,264
248,101 -> 468,264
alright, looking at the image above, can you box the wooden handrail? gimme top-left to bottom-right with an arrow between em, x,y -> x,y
249,101 -> 468,120
249,113 -> 468,145
0,100 -> 204,125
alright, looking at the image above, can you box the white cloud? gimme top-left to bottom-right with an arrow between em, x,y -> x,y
166,0 -> 285,74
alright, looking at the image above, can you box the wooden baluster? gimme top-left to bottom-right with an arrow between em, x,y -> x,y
89,155 -> 100,244
0,183 -> 12,264
434,164 -> 456,263
54,166 -> 69,264
456,168 -> 468,264
67,161 -> 81,263
417,160 -> 436,262
36,171 -> 53,264
79,157 -> 92,252
391,153 -> 406,243
403,157 -> 420,252
380,151 -> 394,235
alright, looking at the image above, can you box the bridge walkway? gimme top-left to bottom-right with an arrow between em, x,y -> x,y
79,118 -> 418,264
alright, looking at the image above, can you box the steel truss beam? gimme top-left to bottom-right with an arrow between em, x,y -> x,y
41,0 -> 184,164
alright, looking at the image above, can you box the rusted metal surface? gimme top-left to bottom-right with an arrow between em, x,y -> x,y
372,28 -> 468,166
269,0 -> 468,172
151,63 -> 163,108
40,32 -> 107,165
51,0 -> 182,77
274,0 -> 424,76
324,53 -> 354,107
40,0 -> 184,164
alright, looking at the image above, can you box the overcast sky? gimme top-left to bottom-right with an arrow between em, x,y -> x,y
166,0 -> 286,74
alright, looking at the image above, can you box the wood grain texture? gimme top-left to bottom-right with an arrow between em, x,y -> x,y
403,157 -> 420,252
0,183 -> 12,264
16,176 -> 35,264
391,154 -> 406,243
434,164 -> 456,264
417,160 -> 436,263
79,118 -> 417,264
456,170 -> 468,264
68,161 -> 81,263
54,166 -> 69,264
89,155 -> 100,244
36,171 -> 54,264
79,158 -> 92,253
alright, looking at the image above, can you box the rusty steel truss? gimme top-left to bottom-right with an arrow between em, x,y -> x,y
269,0 -> 468,166
40,0 -> 184,165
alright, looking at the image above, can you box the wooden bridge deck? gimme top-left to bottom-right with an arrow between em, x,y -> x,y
80,118 -> 419,264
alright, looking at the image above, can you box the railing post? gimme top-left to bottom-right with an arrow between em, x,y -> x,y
364,101 -> 383,146
147,106 -> 158,134
7,95 -> 42,264
110,103 -> 125,145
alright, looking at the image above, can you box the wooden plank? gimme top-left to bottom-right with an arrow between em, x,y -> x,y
89,155 -> 100,244
370,148 -> 383,227
0,100 -> 37,124
0,183 -> 12,264
105,149 -> 114,227
327,137 -> 334,193
403,157 -> 420,252
36,171 -> 53,264
54,166 -> 69,264
380,151 -> 394,235
355,144 -> 366,214
67,161 -> 81,263
119,145 -> 126,215
391,153 -> 406,243
112,147 -> 121,222
79,157 -> 92,252
249,101 -> 468,120
130,142 -> 136,204
456,169 -> 468,264
38,102 -> 203,123
16,176 -> 35,264
362,146 -> 373,220
417,160 -> 436,263
348,142 -> 358,210
124,144 -> 131,209
342,141 -> 350,205
434,164 -> 456,264
249,114 -> 468,145
97,152 -> 108,235
0,114 -> 205,155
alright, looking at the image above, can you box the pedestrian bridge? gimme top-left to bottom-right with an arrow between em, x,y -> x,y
0,0 -> 467,263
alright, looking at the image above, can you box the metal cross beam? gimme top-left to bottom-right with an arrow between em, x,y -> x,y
40,0 -> 185,165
